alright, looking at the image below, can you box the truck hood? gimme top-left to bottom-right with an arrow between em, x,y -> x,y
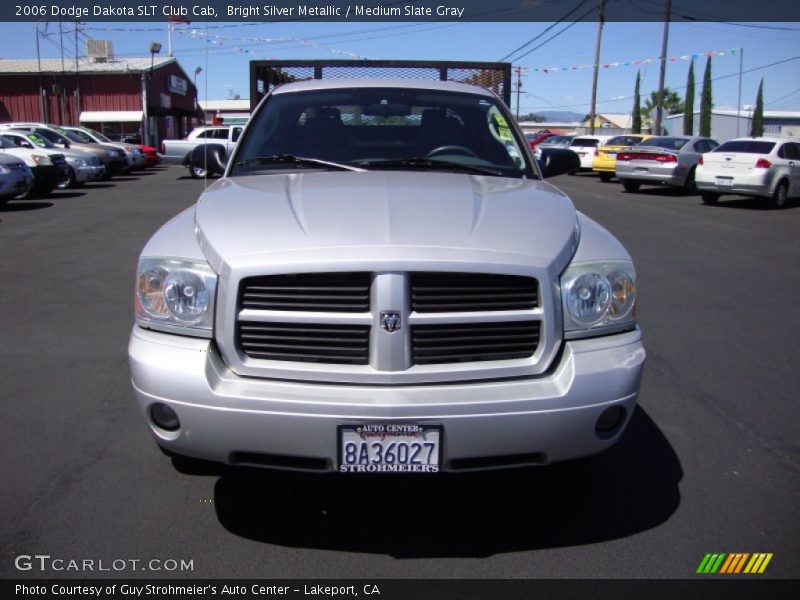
194,171 -> 578,271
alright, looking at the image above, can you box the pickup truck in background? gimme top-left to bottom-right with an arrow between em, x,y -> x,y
160,126 -> 243,178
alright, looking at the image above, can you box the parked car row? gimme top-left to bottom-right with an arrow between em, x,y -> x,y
0,122 -> 162,200
543,133 -> 797,209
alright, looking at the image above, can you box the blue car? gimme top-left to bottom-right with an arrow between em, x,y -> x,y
0,153 -> 33,201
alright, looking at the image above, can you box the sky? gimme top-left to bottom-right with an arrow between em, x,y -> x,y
1,19 -> 798,117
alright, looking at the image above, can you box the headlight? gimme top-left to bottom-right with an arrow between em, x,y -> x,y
105,150 -> 115,158
31,154 -> 52,166
135,258 -> 217,337
71,158 -> 87,167
561,261 -> 636,338
0,165 -> 9,174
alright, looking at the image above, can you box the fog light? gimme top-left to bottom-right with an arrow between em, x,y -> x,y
595,406 -> 626,437
150,402 -> 180,431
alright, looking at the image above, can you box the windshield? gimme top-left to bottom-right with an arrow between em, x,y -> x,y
570,138 -> 600,148
713,140 -> 775,154
84,128 -> 112,143
25,133 -> 57,148
232,87 -> 532,178
607,135 -> 645,146
58,128 -> 93,143
639,137 -> 689,151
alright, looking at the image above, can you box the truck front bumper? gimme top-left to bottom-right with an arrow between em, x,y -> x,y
129,326 -> 645,472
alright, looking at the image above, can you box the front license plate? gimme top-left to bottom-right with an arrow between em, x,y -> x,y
634,167 -> 649,174
338,424 -> 442,473
715,177 -> 734,186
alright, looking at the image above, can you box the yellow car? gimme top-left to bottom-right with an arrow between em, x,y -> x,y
593,134 -> 652,182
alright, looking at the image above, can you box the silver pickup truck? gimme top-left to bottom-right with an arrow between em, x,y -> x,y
160,125 -> 243,178
129,79 -> 645,474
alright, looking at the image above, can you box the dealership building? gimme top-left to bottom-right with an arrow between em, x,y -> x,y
0,42 -> 202,146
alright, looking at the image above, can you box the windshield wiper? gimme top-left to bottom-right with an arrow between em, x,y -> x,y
235,154 -> 363,172
358,157 -> 505,177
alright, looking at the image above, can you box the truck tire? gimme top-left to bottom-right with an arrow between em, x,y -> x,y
598,172 -> 613,182
189,164 -> 207,179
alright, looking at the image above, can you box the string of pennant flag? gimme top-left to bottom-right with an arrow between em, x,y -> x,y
174,28 -> 374,60
517,48 -> 738,74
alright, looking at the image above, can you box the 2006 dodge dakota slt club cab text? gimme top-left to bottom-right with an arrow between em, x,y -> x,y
128,78 -> 645,474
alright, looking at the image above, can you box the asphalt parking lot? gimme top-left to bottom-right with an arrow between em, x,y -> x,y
1,166 -> 798,579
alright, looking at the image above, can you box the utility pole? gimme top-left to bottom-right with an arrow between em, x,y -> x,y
654,0 -> 672,136
59,17 -> 68,125
589,0 -> 605,135
736,47 -> 744,137
515,67 -> 522,121
35,22 -> 47,122
74,20 -> 81,124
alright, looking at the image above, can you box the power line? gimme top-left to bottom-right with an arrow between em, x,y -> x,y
766,88 -> 800,106
510,5 -> 599,63
520,55 -> 800,110
499,0 -> 590,62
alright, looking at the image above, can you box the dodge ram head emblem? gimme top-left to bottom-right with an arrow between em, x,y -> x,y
380,311 -> 402,333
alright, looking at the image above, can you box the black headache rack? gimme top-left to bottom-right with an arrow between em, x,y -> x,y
249,59 -> 513,110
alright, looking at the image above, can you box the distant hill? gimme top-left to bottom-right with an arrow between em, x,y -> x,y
531,111 -> 585,123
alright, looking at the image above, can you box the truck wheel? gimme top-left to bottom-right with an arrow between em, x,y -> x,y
598,172 -> 613,183
769,181 -> 788,209
189,164 -> 207,179
622,181 -> 640,193
700,192 -> 719,205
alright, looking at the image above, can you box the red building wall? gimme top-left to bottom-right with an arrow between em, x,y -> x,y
0,60 -> 200,143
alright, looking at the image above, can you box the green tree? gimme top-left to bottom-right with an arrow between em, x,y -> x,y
632,70 -> 642,134
641,87 -> 683,132
751,79 -> 764,137
700,56 -> 713,137
684,60 -> 695,135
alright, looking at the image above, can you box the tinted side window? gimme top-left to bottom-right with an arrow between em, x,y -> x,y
778,143 -> 799,160
232,127 -> 242,142
194,130 -> 210,138
213,129 -> 228,139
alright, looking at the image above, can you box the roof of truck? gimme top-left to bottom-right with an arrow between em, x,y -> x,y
270,78 -> 499,97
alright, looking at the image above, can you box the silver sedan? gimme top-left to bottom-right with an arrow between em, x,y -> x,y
615,136 -> 719,193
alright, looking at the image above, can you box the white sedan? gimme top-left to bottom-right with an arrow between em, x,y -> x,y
696,137 -> 800,209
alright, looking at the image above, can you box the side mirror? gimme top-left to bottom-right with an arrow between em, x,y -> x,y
189,143 -> 228,177
537,147 -> 580,178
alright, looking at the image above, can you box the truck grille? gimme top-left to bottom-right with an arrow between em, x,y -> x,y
411,321 -> 540,365
410,273 -> 538,312
231,271 -> 545,376
239,273 -> 371,312
237,322 -> 370,365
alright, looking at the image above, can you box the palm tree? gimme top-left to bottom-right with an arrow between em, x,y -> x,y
641,88 -> 683,130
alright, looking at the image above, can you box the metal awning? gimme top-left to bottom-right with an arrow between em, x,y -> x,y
79,111 -> 144,123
